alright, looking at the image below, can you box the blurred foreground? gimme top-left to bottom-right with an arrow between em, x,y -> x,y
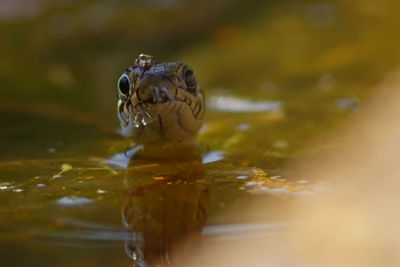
180,72 -> 400,266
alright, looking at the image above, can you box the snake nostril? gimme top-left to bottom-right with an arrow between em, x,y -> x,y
153,87 -> 161,104
149,87 -> 175,104
160,87 -> 176,102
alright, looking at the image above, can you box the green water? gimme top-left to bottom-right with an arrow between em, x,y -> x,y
1,0 -> 399,265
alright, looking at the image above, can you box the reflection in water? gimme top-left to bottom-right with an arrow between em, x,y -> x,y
121,161 -> 208,266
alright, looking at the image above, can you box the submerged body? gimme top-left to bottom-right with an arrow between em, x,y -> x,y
117,54 -> 205,152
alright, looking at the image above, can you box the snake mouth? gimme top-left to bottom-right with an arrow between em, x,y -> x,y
120,86 -> 203,142
134,86 -> 203,119
129,86 -> 176,127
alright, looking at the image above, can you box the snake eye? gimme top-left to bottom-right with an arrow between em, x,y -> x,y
118,73 -> 131,97
183,67 -> 197,93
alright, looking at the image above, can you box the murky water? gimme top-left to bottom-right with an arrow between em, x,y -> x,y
1,0 -> 399,265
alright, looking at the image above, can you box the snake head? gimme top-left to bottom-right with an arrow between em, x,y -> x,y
117,54 -> 205,145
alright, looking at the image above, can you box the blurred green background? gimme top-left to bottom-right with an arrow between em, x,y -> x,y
1,0 -> 399,167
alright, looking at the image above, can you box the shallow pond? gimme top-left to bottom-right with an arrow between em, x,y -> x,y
1,0 -> 399,265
